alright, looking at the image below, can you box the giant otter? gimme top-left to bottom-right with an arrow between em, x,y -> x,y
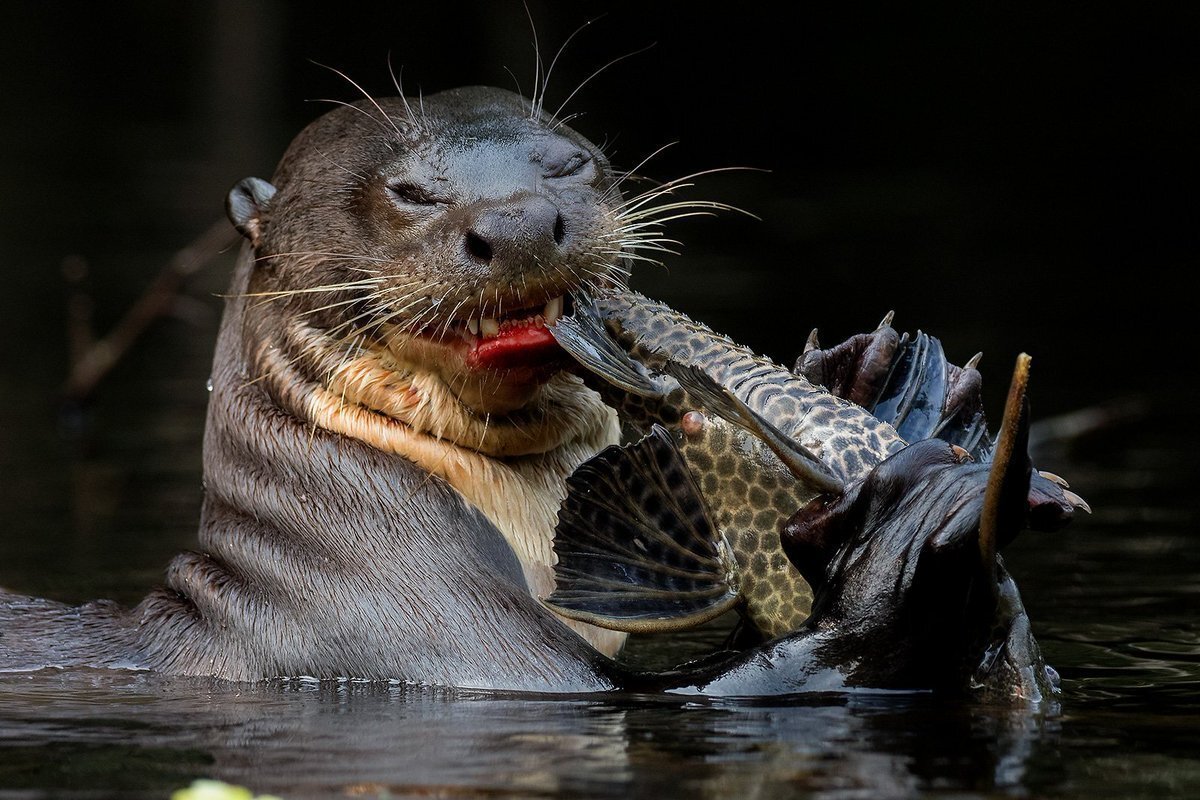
1,86 -> 632,686
0,87 -> 1075,697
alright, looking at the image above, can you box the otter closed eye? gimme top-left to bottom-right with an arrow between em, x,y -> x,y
386,181 -> 445,206
544,152 -> 594,180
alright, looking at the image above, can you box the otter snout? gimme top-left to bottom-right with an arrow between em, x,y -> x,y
464,193 -> 566,267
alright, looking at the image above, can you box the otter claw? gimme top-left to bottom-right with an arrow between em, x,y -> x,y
1061,489 -> 1091,514
877,310 -> 895,330
804,328 -> 820,353
1038,470 -> 1070,488
965,352 -> 983,371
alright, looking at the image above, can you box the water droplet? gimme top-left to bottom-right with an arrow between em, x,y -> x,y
205,377 -> 214,392
298,493 -> 308,503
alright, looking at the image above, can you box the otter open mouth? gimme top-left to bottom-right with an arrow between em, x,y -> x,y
460,295 -> 572,371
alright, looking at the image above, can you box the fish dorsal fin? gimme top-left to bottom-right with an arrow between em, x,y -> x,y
545,425 -> 742,633
549,296 -> 660,397
659,361 -> 845,495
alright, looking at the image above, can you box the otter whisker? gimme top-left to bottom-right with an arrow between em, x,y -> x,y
252,250 -> 395,266
601,142 -> 678,201
307,97 -> 404,144
310,61 -> 407,143
309,146 -> 371,183
599,251 -> 668,270
614,190 -> 727,221
325,289 -> 426,342
606,231 -> 687,248
616,200 -> 752,224
553,112 -> 584,130
536,14 -> 602,122
547,43 -> 654,129
476,412 -> 492,455
239,289 -> 380,314
580,261 -> 632,283
438,298 -> 471,340
236,286 -> 381,311
613,166 -> 756,203
385,54 -> 425,133
503,65 -> 526,103
602,242 -> 679,259
295,294 -> 382,319
604,236 -> 685,254
523,0 -> 545,122
611,168 -> 761,220
604,226 -> 688,245
234,278 -> 384,299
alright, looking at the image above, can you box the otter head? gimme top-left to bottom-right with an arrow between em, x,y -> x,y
225,86 -> 627,454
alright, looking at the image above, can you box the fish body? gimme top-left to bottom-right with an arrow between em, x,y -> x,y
557,333 -> 1083,699
551,417 -> 823,637
546,290 -> 996,639
583,291 -> 908,483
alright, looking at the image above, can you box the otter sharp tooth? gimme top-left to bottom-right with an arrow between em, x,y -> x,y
480,318 -> 500,337
544,296 -> 564,324
466,319 -> 480,336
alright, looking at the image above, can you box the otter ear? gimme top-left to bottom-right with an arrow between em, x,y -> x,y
226,177 -> 276,248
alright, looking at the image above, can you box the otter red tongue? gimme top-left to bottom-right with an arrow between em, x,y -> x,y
467,322 -> 563,371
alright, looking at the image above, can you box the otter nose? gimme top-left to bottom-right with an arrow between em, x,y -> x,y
464,194 -> 566,265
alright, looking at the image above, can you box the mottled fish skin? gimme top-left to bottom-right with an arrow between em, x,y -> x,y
594,291 -> 907,483
560,290 -> 909,638
674,414 -> 818,635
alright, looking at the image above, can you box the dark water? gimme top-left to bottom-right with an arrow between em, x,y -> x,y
2,4 -> 1197,798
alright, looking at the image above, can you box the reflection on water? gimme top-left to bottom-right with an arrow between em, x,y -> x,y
0,670 -> 1068,799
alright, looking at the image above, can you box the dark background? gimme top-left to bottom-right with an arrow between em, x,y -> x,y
1,1 -> 1194,408
0,2 -> 1195,600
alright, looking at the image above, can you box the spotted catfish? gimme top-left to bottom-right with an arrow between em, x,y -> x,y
543,289 -> 1017,639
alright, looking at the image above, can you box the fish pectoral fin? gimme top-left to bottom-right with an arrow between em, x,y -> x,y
549,294 -> 660,397
660,361 -> 845,495
545,424 -> 742,633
